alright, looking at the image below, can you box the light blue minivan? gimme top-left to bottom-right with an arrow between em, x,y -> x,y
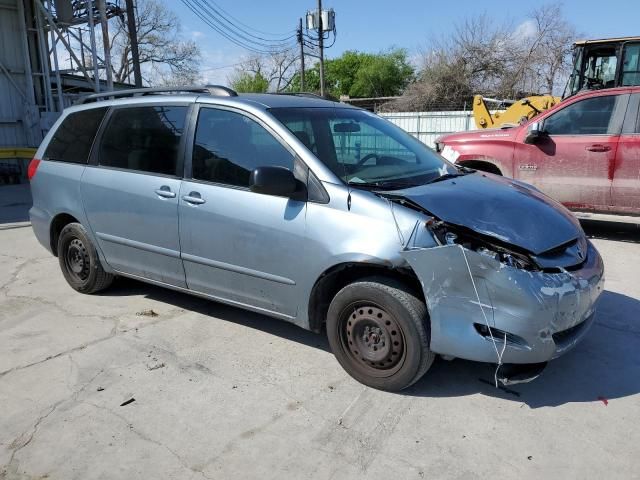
29,86 -> 604,391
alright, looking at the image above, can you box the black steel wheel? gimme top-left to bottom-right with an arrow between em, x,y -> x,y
340,304 -> 406,377
57,222 -> 114,294
327,277 -> 435,391
64,237 -> 90,283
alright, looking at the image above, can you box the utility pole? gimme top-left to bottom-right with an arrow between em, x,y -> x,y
298,17 -> 305,92
97,0 -> 113,91
317,0 -> 324,97
125,0 -> 142,87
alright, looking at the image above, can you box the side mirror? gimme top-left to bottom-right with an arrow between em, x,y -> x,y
524,122 -> 547,144
249,166 -> 302,198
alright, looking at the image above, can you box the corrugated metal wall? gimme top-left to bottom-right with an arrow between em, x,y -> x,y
0,0 -> 30,147
379,111 -> 475,148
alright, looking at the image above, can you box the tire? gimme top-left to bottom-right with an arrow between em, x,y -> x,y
326,276 -> 435,391
57,222 -> 114,294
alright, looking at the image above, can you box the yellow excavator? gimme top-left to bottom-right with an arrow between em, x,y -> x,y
472,36 -> 640,129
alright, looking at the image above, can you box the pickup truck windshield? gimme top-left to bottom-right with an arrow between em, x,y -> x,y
270,107 -> 454,189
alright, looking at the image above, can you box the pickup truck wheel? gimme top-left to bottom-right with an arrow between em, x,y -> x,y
57,222 -> 113,294
326,277 -> 434,391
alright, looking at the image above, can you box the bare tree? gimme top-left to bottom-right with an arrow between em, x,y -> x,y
387,3 -> 577,111
230,50 -> 299,93
109,0 -> 201,85
528,3 -> 578,94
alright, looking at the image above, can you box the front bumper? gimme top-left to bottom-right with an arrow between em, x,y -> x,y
401,241 -> 604,364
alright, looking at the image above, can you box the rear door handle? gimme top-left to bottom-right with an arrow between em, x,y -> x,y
155,186 -> 176,198
182,191 -> 206,205
585,144 -> 611,152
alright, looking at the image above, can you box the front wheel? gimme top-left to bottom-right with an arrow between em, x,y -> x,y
326,277 -> 434,391
57,222 -> 114,294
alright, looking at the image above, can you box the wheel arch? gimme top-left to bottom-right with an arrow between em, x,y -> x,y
49,212 -> 80,256
307,262 -> 425,334
458,159 -> 503,175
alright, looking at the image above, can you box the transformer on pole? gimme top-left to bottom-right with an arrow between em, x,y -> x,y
305,4 -> 336,97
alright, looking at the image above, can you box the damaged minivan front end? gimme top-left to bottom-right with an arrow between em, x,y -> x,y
270,104 -> 604,389
384,173 -> 605,372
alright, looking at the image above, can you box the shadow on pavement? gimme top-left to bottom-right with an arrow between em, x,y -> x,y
407,289 -> 640,407
103,277 -> 640,408
582,219 -> 640,243
103,277 -> 331,353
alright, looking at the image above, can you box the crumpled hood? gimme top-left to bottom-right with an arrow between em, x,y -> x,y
387,172 -> 582,255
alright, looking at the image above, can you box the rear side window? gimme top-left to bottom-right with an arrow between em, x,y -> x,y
98,105 -> 187,176
192,108 -> 294,187
543,95 -> 620,135
43,107 -> 107,163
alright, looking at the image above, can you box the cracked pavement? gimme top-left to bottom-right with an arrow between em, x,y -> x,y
1,220 -> 639,480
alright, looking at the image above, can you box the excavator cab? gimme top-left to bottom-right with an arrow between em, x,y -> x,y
564,37 -> 640,98
472,36 -> 640,129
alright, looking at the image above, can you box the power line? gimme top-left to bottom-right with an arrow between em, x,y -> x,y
203,0 -> 297,40
200,59 -> 257,72
181,0 -> 285,54
197,0 -> 297,46
181,0 -> 297,54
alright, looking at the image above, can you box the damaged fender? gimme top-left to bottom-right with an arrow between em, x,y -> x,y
401,242 -> 605,364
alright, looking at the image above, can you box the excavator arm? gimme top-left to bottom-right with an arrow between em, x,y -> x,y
472,94 -> 560,129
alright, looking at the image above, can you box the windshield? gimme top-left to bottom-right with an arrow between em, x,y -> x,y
270,107 -> 454,188
566,44 -> 619,97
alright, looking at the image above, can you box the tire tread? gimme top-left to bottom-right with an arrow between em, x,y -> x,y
327,276 -> 434,391
57,222 -> 114,294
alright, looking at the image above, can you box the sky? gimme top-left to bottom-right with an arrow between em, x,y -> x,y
173,0 -> 640,85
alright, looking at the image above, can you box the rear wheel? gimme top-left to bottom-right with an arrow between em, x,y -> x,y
326,277 -> 434,391
57,222 -> 113,293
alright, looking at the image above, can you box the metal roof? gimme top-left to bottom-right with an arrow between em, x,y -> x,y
574,36 -> 640,46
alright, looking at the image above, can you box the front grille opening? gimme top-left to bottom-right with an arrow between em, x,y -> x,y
536,236 -> 589,272
552,319 -> 588,345
474,324 -> 529,349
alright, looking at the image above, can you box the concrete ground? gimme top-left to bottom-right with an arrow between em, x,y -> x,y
1,192 -> 639,479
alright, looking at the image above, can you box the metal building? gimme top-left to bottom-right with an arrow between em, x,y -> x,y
0,0 -> 129,183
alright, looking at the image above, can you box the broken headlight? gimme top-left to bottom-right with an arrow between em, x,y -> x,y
430,222 -> 539,271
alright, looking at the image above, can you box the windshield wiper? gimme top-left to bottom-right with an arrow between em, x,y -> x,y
425,171 -> 467,184
347,180 -> 417,190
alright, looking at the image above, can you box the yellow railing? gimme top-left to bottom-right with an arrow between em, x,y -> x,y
0,148 -> 37,160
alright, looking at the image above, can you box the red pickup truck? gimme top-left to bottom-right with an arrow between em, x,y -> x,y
436,87 -> 640,221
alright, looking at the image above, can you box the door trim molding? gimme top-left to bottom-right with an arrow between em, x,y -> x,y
181,252 -> 296,285
96,231 -> 181,259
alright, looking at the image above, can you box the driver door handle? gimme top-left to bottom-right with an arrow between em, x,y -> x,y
182,191 -> 206,205
155,186 -> 176,198
586,144 -> 611,152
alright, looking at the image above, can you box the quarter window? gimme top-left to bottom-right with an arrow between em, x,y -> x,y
621,43 -> 640,87
44,107 -> 107,164
192,108 -> 294,187
543,96 -> 620,135
98,106 -> 187,175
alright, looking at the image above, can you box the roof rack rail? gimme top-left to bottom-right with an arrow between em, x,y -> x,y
75,85 -> 237,105
270,92 -> 324,99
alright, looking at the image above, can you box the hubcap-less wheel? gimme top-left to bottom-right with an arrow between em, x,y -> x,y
340,304 -> 406,378
65,238 -> 90,282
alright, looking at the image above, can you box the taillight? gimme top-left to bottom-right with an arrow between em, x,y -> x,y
27,158 -> 41,180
